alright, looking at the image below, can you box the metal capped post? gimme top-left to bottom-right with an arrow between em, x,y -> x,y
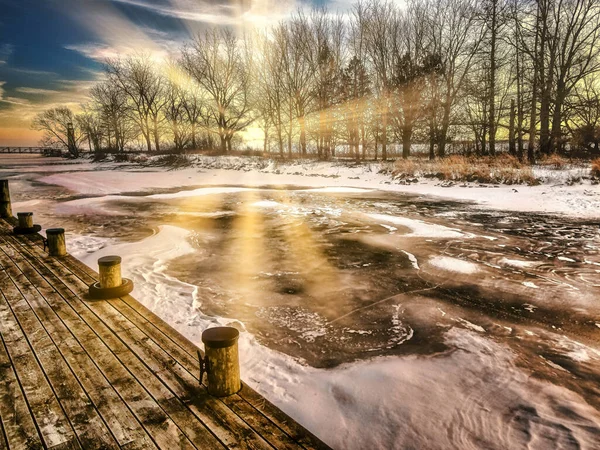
88,255 -> 134,299
46,228 -> 67,257
0,179 -> 12,218
200,327 -> 241,397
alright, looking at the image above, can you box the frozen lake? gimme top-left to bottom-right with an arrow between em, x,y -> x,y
3,155 -> 600,449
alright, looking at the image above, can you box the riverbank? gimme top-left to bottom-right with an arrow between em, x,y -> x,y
27,154 -> 600,220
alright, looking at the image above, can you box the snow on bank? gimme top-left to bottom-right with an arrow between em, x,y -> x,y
36,157 -> 600,219
71,225 -> 600,449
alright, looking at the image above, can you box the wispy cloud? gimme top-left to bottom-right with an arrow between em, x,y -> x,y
108,0 -> 298,27
0,44 -> 13,64
16,87 -> 63,95
9,67 -> 59,77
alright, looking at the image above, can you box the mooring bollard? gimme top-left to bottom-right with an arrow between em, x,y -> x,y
18,212 -> 33,229
88,255 -> 134,299
99,255 -> 122,288
46,228 -> 67,257
199,327 -> 241,397
13,212 -> 41,235
0,180 -> 11,218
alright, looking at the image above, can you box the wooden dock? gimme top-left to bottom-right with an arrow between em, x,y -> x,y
0,218 -> 329,450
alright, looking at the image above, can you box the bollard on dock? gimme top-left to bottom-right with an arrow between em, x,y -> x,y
88,255 -> 134,299
200,327 -> 241,397
18,212 -> 33,229
13,212 -> 41,235
46,228 -> 67,257
0,179 -> 11,218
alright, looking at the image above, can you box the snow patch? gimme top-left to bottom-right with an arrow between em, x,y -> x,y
428,256 -> 479,274
366,213 -> 467,238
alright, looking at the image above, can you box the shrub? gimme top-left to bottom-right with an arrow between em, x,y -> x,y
152,154 -> 192,168
591,158 -> 600,177
92,151 -> 108,162
392,159 -> 416,177
540,153 -> 568,169
494,153 -> 523,169
390,154 -> 538,185
113,153 -> 131,163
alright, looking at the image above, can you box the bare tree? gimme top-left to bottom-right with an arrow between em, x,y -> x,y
90,80 -> 135,152
181,29 -> 254,153
425,0 -> 483,157
32,107 -> 84,155
105,54 -> 166,152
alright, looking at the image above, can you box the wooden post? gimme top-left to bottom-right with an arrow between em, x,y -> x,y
46,228 -> 67,257
17,212 -> 33,229
0,180 -> 12,218
98,256 -> 122,288
201,327 -> 241,397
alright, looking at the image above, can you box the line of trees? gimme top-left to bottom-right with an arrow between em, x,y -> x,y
32,0 -> 600,161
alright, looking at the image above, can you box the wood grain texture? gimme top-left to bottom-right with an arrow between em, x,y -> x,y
0,219 -> 331,450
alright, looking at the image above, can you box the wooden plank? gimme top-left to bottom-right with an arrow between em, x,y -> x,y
0,239 -> 157,449
0,285 -> 80,449
0,334 -> 43,450
0,247 -> 119,449
0,234 -> 213,450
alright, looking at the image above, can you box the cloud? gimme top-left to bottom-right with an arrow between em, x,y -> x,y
0,73 -> 103,145
108,0 -> 298,27
16,87 -> 63,95
9,67 -> 59,77
0,44 -> 13,64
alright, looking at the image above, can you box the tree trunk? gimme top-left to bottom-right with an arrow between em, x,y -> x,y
527,0 -> 541,165
509,99 -> 516,156
220,135 -> 227,154
551,90 -> 564,153
402,125 -> 412,159
299,116 -> 307,157
488,0 -> 498,157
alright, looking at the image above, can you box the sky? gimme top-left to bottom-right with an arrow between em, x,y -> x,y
0,0 -> 345,146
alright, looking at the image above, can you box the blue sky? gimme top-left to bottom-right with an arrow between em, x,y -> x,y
0,0 -> 340,145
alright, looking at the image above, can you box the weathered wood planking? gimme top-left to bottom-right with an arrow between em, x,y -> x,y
0,219 -> 331,450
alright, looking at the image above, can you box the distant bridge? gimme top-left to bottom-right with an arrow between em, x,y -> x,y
0,147 -> 64,156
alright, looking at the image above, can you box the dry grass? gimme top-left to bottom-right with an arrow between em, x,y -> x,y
591,158 -> 600,177
539,153 -> 568,169
392,154 -> 539,185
